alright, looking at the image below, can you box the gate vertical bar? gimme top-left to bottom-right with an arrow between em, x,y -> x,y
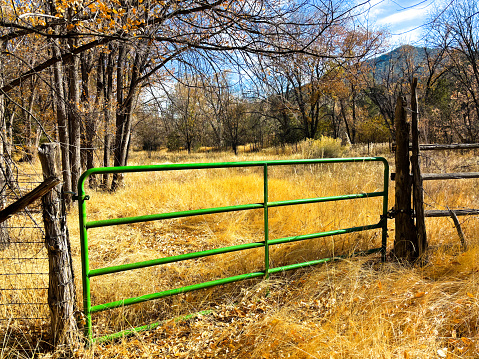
381,159 -> 389,261
263,164 -> 269,278
78,176 -> 93,341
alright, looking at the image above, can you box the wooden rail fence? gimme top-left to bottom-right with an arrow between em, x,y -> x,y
393,78 -> 479,259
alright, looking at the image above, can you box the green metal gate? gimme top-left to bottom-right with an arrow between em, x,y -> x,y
78,157 -> 389,342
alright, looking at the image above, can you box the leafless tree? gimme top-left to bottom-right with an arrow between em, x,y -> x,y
1,0 -> 387,190
426,0 -> 479,142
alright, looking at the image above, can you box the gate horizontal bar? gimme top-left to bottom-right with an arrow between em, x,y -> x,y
88,241 -> 265,277
268,192 -> 384,208
93,309 -> 213,344
79,157 -> 388,180
269,223 -> 382,245
268,247 -> 382,274
90,271 -> 266,313
86,203 -> 264,229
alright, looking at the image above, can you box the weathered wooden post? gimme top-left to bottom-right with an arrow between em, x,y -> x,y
393,95 -> 417,261
410,78 -> 427,260
0,177 -> 61,223
0,41 -> 9,249
0,165 -> 10,249
38,143 -> 80,348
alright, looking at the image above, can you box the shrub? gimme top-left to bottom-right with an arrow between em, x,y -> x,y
300,136 -> 349,158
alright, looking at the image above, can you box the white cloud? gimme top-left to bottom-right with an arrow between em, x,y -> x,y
356,0 -> 389,19
354,0 -> 438,45
377,7 -> 427,26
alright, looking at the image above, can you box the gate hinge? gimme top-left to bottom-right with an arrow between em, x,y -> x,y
382,207 -> 398,219
382,207 -> 414,220
64,191 -> 90,201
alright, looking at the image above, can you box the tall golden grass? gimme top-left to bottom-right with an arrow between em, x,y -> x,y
1,144 -> 478,358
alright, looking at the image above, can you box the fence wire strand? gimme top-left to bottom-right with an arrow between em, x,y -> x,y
0,162 -> 49,331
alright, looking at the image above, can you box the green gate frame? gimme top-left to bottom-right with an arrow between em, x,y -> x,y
78,157 -> 389,342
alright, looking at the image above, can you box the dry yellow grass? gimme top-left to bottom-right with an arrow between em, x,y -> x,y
1,145 -> 478,358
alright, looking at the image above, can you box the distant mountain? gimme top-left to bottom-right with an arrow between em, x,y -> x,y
367,45 -> 436,79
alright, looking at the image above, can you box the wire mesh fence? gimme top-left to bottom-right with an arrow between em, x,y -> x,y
0,159 -> 49,332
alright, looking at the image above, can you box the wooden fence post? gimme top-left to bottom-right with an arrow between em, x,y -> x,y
393,95 -> 417,261
410,78 -> 427,260
38,143 -> 80,348
0,161 -> 10,249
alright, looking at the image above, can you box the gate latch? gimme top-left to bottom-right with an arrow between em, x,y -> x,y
64,191 -> 90,201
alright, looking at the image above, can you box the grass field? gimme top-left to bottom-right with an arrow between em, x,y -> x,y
1,143 -> 478,358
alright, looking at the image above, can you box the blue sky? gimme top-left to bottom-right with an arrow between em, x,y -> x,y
359,0 -> 442,46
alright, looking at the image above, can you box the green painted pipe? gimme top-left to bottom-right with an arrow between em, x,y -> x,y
86,203 -> 264,229
88,241 -> 266,277
90,271 -> 266,313
92,310 -> 213,344
78,157 -> 389,342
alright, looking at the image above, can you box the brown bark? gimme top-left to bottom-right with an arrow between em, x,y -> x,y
67,34 -> 82,194
38,143 -> 80,349
102,47 -> 114,188
47,1 -> 72,205
393,95 -> 417,261
111,44 -> 126,190
111,48 -> 141,190
52,41 -> 72,207
0,174 -> 8,249
410,78 -> 427,261
0,40 -> 10,249
5,111 -> 14,182
0,169 -> 8,249
21,78 -> 38,162
81,51 -> 98,188
449,209 -> 466,250
340,100 -> 352,144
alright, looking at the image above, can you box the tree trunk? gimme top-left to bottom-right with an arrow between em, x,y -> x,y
0,41 -> 10,249
81,51 -> 98,189
119,106 -> 133,165
5,111 -> 15,183
340,100 -> 353,144
67,37 -> 82,194
102,47 -> 114,188
52,48 -> 73,206
351,84 -> 357,144
21,80 -> 37,162
111,45 -> 127,190
38,143 -> 79,349
47,0 -> 73,204
0,156 -> 9,250
111,49 -> 141,190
